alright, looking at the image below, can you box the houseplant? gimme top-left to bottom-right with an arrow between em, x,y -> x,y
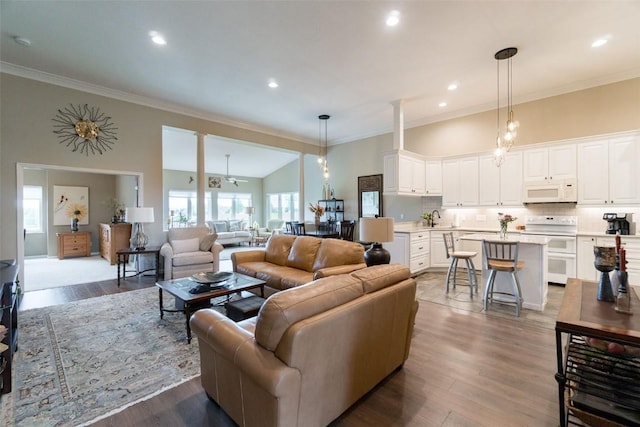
498,213 -> 517,239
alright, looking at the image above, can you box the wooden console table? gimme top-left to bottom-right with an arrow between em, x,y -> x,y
555,278 -> 640,427
56,231 -> 91,260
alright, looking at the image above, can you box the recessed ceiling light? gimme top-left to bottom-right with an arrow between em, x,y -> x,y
13,36 -> 32,47
439,102 -> 447,108
591,38 -> 608,48
149,31 -> 167,45
386,10 -> 400,27
447,82 -> 458,91
268,80 -> 279,89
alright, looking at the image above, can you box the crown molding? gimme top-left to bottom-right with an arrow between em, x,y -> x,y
0,62 -> 314,146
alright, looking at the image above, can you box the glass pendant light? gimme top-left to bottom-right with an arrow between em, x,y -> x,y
494,47 -> 518,166
318,114 -> 330,179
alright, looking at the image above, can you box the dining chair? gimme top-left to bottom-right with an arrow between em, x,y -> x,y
339,220 -> 356,241
443,232 -> 478,297
482,239 -> 525,316
291,222 -> 306,236
285,221 -> 298,234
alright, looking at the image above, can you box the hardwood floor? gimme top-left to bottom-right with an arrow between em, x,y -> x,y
19,276 -> 561,427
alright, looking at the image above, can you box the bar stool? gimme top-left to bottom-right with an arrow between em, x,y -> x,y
443,232 -> 478,297
482,240 -> 524,317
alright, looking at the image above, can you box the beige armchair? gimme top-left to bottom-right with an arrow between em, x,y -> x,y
256,219 -> 285,238
160,226 -> 223,280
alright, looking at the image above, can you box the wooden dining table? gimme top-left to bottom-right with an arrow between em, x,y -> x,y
303,230 -> 340,238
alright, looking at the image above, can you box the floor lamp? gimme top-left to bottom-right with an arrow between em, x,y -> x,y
245,206 -> 255,228
359,217 -> 395,266
126,207 -> 155,250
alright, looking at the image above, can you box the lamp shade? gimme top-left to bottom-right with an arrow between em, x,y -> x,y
244,206 -> 255,215
126,207 -> 155,224
359,217 -> 394,243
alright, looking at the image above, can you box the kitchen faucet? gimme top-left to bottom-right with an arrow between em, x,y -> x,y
431,209 -> 441,227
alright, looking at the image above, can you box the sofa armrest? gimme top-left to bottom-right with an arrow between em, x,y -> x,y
314,263 -> 367,279
231,250 -> 266,269
190,309 -> 301,396
160,242 -> 174,280
210,241 -> 223,273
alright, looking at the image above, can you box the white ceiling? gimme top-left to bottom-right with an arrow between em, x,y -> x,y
2,1 -> 639,177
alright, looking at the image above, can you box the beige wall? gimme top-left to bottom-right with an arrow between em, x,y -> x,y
0,73 -> 315,261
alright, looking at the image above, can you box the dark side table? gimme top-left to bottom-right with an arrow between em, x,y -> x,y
116,246 -> 160,287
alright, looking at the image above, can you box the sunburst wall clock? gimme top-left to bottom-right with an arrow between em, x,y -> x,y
52,104 -> 118,155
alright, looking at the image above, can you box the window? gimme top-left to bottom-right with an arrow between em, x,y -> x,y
267,192 -> 299,221
23,185 -> 44,233
217,192 -> 252,221
167,190 -> 212,227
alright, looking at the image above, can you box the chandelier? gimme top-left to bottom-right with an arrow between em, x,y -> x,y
494,47 -> 519,166
317,114 -> 330,179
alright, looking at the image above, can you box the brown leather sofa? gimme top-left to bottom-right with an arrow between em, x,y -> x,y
231,234 -> 367,297
190,264 -> 419,427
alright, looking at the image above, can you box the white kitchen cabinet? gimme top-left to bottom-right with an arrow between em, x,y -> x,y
578,134 -> 640,205
383,150 -> 426,196
577,236 -> 598,281
429,231 -> 450,268
442,156 -> 478,207
478,151 -> 523,206
523,143 -> 576,182
425,159 -> 442,195
386,231 -> 429,274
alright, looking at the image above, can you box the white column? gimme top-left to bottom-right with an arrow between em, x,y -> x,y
391,99 -> 404,151
299,153 -> 305,222
196,133 -> 205,226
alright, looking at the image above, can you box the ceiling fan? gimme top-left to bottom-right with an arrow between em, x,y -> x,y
221,154 -> 247,187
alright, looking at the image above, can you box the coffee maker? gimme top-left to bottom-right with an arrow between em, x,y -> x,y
603,213 -> 631,235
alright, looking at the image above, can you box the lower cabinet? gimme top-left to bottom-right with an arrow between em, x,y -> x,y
386,231 -> 429,274
56,231 -> 91,260
429,231 -> 451,268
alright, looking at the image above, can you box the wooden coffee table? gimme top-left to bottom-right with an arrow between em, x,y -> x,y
156,272 -> 265,343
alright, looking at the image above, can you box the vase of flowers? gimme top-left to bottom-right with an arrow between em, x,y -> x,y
309,203 -> 325,228
498,213 -> 517,239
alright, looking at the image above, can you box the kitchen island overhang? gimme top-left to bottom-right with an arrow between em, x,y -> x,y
460,233 -> 550,311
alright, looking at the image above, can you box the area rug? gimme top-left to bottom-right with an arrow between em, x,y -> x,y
4,287 -> 201,426
415,271 -> 563,330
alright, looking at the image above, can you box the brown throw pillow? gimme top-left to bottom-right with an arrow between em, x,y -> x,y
199,233 -> 217,251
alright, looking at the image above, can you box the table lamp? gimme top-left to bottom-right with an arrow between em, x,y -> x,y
126,207 -> 155,250
359,217 -> 394,266
244,206 -> 255,228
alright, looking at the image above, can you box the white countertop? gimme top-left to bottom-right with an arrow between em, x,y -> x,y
459,233 -> 550,245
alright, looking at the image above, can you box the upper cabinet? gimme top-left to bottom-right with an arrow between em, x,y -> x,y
578,133 -> 640,205
523,144 -> 576,182
442,156 -> 478,207
425,159 -> 442,196
478,151 -> 523,206
383,150 -> 426,196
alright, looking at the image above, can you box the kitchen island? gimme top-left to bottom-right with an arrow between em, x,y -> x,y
460,233 -> 549,311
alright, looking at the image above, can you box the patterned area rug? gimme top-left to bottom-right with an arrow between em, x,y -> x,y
4,287 -> 201,426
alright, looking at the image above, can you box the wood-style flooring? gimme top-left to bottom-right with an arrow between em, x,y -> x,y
19,275 -> 561,427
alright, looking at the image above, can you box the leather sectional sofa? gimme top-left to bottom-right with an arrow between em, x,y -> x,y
231,234 -> 367,297
190,263 -> 419,427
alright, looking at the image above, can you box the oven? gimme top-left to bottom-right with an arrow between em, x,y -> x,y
523,216 -> 578,285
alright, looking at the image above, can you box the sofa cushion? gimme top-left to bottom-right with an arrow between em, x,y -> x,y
171,237 -> 200,254
264,234 -> 297,266
172,251 -> 214,267
255,274 -> 363,351
212,221 -> 229,233
228,220 -> 243,231
256,265 -> 313,291
286,236 -> 322,272
312,239 -> 365,271
199,233 -> 218,251
350,264 -> 411,294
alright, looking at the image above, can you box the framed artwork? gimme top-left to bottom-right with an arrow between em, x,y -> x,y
208,176 -> 221,188
53,185 -> 89,225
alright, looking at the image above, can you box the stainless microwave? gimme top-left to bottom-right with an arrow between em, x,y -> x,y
523,179 -> 577,203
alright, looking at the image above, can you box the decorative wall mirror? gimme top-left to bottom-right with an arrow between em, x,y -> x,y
358,174 -> 383,218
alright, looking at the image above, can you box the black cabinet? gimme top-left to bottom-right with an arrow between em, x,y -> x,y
1,259 -> 19,395
318,199 -> 344,222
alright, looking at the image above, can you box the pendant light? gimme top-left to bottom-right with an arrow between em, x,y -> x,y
494,47 -> 518,167
318,114 -> 330,179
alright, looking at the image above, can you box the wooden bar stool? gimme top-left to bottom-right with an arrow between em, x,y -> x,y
443,232 -> 478,297
482,240 -> 524,316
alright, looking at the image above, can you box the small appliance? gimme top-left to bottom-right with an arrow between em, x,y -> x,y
522,179 -> 577,204
603,213 -> 630,235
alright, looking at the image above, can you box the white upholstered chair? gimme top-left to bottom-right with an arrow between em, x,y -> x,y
256,219 -> 285,237
160,226 -> 223,280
